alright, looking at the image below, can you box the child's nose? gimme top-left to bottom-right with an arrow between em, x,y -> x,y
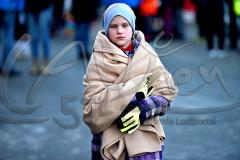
117,27 -> 124,34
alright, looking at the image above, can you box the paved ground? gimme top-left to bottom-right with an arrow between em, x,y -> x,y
0,29 -> 240,160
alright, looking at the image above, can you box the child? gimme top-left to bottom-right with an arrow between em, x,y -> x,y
83,3 -> 178,160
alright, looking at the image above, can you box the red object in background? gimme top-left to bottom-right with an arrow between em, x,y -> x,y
139,0 -> 161,16
183,0 -> 196,12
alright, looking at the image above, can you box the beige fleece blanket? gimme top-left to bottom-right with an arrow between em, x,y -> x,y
83,31 -> 177,159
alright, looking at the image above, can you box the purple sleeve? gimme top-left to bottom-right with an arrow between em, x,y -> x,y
137,95 -> 170,123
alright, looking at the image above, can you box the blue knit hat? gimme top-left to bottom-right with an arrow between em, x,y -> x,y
102,3 -> 136,35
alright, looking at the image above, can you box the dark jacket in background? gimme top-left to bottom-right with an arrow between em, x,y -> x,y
71,0 -> 100,23
25,0 -> 52,13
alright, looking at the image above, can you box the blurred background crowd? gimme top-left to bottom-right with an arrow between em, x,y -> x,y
0,0 -> 239,77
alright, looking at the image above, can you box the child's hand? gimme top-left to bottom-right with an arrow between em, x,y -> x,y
117,106 -> 141,134
115,83 -> 154,134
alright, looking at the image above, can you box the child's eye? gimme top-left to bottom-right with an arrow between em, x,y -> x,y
110,25 -> 117,28
122,23 -> 129,28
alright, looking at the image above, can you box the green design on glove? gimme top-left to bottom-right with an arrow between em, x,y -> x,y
136,83 -> 154,101
119,107 -> 141,134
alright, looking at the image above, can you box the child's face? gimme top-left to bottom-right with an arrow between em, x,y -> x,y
108,16 -> 133,49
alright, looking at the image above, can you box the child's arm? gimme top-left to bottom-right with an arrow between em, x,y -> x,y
138,95 -> 170,123
115,95 -> 170,134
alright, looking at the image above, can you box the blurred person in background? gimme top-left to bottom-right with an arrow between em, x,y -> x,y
226,0 -> 238,50
202,0 -> 226,58
51,0 -> 65,37
0,0 -> 24,77
160,0 -> 173,39
182,0 -> 197,41
13,10 -> 31,61
171,0 -> 184,39
139,0 -> 162,41
71,0 -> 100,59
161,0 -> 184,39
191,0 -> 207,39
25,0 -> 53,75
